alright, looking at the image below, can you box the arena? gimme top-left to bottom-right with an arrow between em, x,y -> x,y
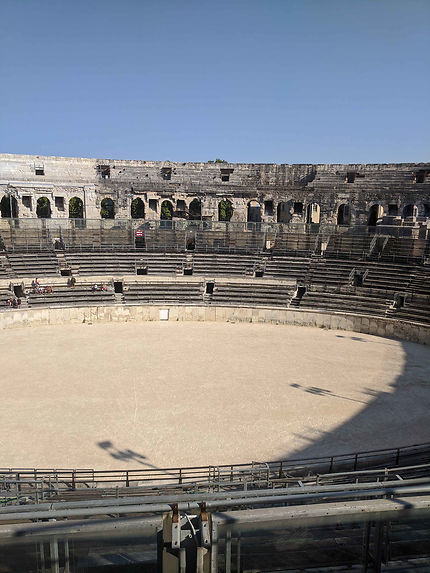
0,153 -> 429,572
2,320 -> 429,471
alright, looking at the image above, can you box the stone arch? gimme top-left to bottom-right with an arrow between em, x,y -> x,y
189,198 -> 201,220
218,199 -> 233,221
306,203 -> 320,224
36,196 -> 51,218
403,204 -> 417,218
69,197 -> 83,218
100,198 -> 115,219
131,197 -> 145,219
337,204 -> 350,225
277,201 -> 290,223
160,200 -> 173,220
247,200 -> 261,223
0,195 -> 18,218
368,204 -> 383,227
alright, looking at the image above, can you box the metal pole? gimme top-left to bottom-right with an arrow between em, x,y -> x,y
49,536 -> 59,573
225,529 -> 232,573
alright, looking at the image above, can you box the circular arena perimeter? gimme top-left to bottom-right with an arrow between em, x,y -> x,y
1,319 -> 430,470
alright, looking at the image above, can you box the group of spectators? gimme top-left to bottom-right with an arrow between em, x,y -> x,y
30,278 -> 54,294
7,296 -> 21,308
91,283 -> 108,292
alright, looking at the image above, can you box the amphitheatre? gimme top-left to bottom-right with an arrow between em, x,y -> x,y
0,153 -> 429,571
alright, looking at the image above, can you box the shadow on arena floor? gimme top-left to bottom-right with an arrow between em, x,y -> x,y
281,337 -> 430,462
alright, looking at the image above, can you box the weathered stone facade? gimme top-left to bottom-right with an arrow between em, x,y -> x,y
0,153 -> 429,225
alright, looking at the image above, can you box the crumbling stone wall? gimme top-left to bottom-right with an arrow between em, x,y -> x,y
0,153 -> 429,224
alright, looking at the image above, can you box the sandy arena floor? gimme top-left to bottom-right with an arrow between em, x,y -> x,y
1,321 -> 429,470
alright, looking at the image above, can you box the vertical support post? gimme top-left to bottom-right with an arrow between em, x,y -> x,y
236,535 -> 241,573
49,537 -> 60,573
210,520 -> 218,573
225,529 -> 232,573
179,547 -> 186,573
64,538 -> 70,573
374,522 -> 383,573
362,521 -> 371,573
38,541 -> 46,573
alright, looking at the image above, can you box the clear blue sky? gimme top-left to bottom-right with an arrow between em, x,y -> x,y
1,0 -> 429,164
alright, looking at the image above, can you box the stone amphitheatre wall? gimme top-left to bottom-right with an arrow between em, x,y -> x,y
0,153 -> 429,225
2,304 -> 429,345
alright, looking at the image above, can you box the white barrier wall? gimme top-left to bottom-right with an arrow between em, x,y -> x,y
1,305 -> 429,345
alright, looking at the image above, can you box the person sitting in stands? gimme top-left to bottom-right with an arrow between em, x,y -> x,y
7,297 -> 13,307
70,276 -> 76,288
101,284 -> 107,291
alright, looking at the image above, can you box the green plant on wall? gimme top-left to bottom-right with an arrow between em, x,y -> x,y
100,198 -> 115,219
36,196 -> 51,218
218,199 -> 233,221
160,200 -> 173,220
69,197 -> 83,218
131,198 -> 145,218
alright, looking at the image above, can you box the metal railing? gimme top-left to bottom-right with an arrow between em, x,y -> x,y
0,442 -> 428,497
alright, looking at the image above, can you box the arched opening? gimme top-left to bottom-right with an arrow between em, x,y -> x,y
160,200 -> 173,220
0,195 -> 18,218
423,203 -> 430,218
277,202 -> 290,223
100,198 -> 115,219
337,204 -> 350,225
368,204 -> 383,227
131,198 -> 145,219
306,203 -> 320,224
403,204 -> 417,218
218,199 -> 233,221
247,200 -> 261,223
189,199 -> 201,220
69,197 -> 83,218
36,197 -> 51,218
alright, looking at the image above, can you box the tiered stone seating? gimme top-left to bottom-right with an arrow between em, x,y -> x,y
7,252 -> 59,277
144,229 -> 187,252
27,283 -> 115,307
0,258 -> 10,279
64,252 -> 137,275
60,225 -> 103,249
210,281 -> 294,307
0,221 -> 52,251
390,294 -> 430,325
407,267 -> 430,296
362,262 -> 412,292
324,233 -> 372,260
143,253 -> 187,275
0,287 -> 14,309
193,254 -> 257,276
124,280 -> 204,304
380,237 -> 429,263
298,286 -> 392,316
100,223 -> 133,249
305,259 -> 359,288
195,230 -> 265,253
273,232 -> 316,256
264,256 -> 311,282
63,252 -> 186,276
